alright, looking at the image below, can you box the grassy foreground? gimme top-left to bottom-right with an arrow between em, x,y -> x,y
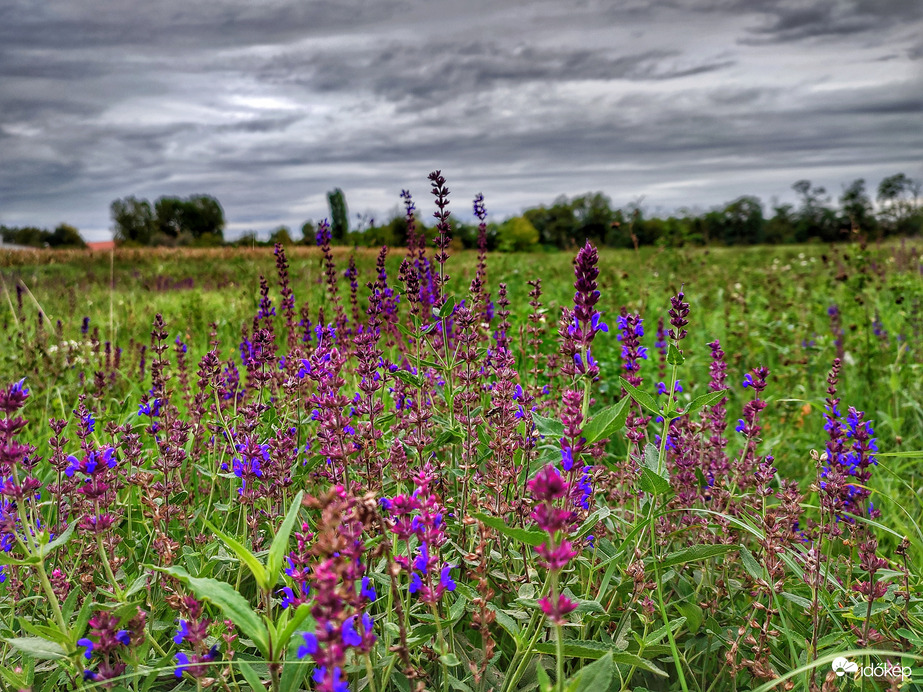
0,235 -> 921,691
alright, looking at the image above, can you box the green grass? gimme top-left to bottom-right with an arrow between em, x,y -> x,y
0,239 -> 921,691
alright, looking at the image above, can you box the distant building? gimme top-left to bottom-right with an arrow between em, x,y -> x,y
86,241 -> 116,251
0,238 -> 34,251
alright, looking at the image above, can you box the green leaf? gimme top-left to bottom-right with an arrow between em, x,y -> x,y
676,602 -> 703,633
267,490 -> 304,585
0,551 -> 38,567
667,344 -> 685,366
236,659 -> 266,692
619,378 -> 660,416
639,443 -> 671,495
533,639 -> 616,659
280,639 -> 310,692
276,603 -> 313,651
532,412 -> 565,438
0,665 -> 29,690
694,467 -> 709,489
575,507 -> 611,540
682,389 -> 729,419
19,620 -> 69,645
610,652 -> 667,676
643,617 -> 687,646
488,605 -> 521,638
440,653 -> 462,666
155,565 -> 269,656
39,520 -> 76,558
473,513 -> 546,547
438,295 -> 457,318
448,675 -> 475,692
202,518 -> 269,590
535,662 -> 552,692
583,398 -> 629,444
5,637 -> 66,661
564,652 -> 613,692
124,573 -> 150,598
536,644 -> 666,678
657,544 -> 736,570
781,592 -> 813,609
739,545 -> 763,581
392,368 -> 425,388
639,467 -> 671,496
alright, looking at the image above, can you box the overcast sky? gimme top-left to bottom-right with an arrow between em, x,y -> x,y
1,0 -> 921,241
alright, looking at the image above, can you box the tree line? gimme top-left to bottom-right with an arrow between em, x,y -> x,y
0,223 -> 86,249
3,174 -> 919,251
275,174 -> 923,251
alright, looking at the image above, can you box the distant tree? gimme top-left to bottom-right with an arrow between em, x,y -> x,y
877,173 -> 921,235
153,195 -> 225,242
524,196 -> 578,248
498,216 -> 539,252
572,192 -> 613,245
235,231 -> 260,248
793,180 -> 837,242
839,179 -> 876,236
1,226 -> 46,247
720,196 -> 765,245
111,196 -> 156,245
765,203 -> 797,244
300,220 -> 316,245
48,223 -> 86,248
327,188 -> 349,243
154,197 -> 185,238
269,226 -> 294,245
183,195 -> 225,239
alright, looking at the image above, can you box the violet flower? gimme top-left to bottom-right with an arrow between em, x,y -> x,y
528,464 -> 578,624
561,241 -> 606,379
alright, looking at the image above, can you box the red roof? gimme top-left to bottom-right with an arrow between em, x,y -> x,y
86,241 -> 116,251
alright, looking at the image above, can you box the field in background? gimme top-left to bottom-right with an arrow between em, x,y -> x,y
3,241 -> 921,485
1,238 -> 923,691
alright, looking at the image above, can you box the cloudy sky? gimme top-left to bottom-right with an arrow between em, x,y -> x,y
1,0 -> 921,241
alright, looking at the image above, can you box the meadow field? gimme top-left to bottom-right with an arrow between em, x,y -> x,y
0,230 -> 922,691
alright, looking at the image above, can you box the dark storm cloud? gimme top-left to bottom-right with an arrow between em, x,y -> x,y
735,0 -> 923,43
0,0 -> 408,50
254,42 -> 736,109
0,0 -> 920,239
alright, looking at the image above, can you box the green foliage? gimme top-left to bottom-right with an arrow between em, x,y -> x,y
327,187 -> 349,242
111,195 -> 156,245
113,194 -> 224,246
1,223 -> 86,249
498,215 -> 539,252
269,226 -> 294,246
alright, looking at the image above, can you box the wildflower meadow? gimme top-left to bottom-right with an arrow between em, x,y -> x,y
1,172 -> 922,692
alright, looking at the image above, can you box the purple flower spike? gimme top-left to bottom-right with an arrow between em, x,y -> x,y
342,615 -> 362,647
409,572 -> 422,594
77,637 -> 95,660
360,576 -> 377,601
174,652 -> 189,678
173,620 -> 189,645
439,565 -> 456,592
278,586 -> 295,609
297,632 -> 319,659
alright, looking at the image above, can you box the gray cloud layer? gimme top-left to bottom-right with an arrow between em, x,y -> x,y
1,0 -> 921,239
